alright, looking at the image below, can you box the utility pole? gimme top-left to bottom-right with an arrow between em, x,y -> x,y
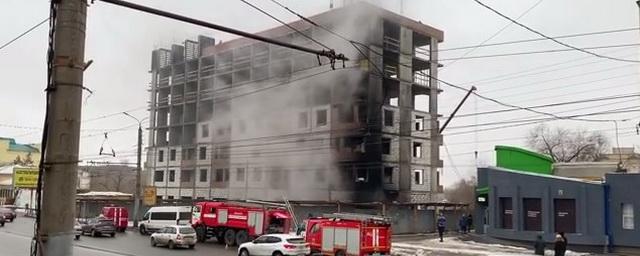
39,0 -> 87,255
123,112 -> 146,229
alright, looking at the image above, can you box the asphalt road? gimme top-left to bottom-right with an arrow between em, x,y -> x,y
0,217 -> 237,256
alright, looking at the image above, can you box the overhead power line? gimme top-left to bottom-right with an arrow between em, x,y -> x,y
430,74 -> 629,123
450,93 -> 640,118
458,47 -> 636,86
485,72 -> 638,101
0,17 -> 49,53
440,43 -> 640,61
482,64 -> 636,94
263,0 -> 385,76
444,0 -> 543,67
97,0 -> 348,64
238,0 -> 333,50
473,0 -> 640,63
447,106 -> 640,130
441,27 -> 640,52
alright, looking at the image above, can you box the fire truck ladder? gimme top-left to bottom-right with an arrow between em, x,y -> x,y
282,195 -> 299,231
323,213 -> 392,223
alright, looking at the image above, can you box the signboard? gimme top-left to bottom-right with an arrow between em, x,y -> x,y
13,167 -> 39,188
143,186 -> 157,206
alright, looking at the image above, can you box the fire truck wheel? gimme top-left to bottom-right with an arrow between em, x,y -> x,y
224,229 -> 237,246
195,226 -> 206,242
335,250 -> 346,256
235,230 -> 249,245
215,233 -> 225,244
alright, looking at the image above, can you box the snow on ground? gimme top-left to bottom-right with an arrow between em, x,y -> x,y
393,236 -> 593,256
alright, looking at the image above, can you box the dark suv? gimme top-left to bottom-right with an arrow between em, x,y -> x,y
0,207 -> 16,222
79,218 -> 116,237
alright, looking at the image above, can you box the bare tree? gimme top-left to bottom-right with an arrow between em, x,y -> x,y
445,178 -> 477,209
87,168 -> 135,193
526,124 -> 609,162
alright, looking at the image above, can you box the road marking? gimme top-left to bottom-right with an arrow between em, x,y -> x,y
0,229 -> 135,256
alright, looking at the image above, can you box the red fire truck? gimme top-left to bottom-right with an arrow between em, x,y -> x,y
304,213 -> 392,256
101,206 -> 128,232
191,201 -> 292,246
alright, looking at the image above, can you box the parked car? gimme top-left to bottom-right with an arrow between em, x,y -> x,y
79,217 -> 116,237
149,225 -> 196,249
238,234 -> 310,256
139,206 -> 191,235
0,207 -> 16,222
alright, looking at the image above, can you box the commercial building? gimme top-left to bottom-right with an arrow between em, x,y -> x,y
0,137 -> 39,166
476,146 -> 640,253
145,2 -> 444,204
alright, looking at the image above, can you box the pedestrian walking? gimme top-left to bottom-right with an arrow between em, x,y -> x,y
554,232 -> 567,256
466,214 -> 473,232
533,235 -> 545,255
437,213 -> 446,242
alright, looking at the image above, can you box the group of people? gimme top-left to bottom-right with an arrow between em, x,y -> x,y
435,212 -> 569,256
534,232 -> 568,256
435,212 -> 473,242
458,214 -> 473,234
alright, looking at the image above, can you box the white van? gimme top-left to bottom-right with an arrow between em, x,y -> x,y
139,206 -> 192,235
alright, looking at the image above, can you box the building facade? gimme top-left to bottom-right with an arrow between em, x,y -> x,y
0,137 -> 40,166
600,147 -> 640,173
474,145 -> 640,252
146,3 -> 443,203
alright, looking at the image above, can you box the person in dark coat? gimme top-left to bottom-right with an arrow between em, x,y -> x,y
466,214 -> 473,232
554,232 -> 567,256
437,213 -> 446,242
533,235 -> 545,255
458,215 -> 468,234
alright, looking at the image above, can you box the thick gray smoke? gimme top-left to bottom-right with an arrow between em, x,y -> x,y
207,2 -> 384,202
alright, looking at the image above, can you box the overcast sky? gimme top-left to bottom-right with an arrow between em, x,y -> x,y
1,0 -> 639,186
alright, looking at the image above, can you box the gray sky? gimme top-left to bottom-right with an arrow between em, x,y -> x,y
1,0 -> 639,187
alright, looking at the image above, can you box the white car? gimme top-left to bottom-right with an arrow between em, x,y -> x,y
238,234 -> 310,256
149,225 -> 196,249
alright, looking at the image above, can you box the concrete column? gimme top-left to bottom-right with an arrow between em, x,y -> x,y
429,37 -> 440,199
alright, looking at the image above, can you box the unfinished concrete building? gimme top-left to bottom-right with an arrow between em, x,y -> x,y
146,2 -> 444,204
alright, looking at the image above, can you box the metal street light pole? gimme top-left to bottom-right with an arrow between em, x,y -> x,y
123,112 -> 147,229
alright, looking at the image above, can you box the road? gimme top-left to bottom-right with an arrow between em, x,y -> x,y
0,217 -> 237,256
1,217 -> 598,256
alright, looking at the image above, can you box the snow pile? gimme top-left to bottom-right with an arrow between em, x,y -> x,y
392,237 -> 592,256
77,191 -> 132,197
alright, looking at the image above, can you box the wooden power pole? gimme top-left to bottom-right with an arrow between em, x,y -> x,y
39,0 -> 87,255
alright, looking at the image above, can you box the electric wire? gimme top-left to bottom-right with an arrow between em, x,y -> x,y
238,0 -> 333,51
473,0 -> 640,63
440,43 -> 640,61
0,17 -> 49,53
449,93 -> 640,119
31,4 -> 56,256
440,27 -> 640,52
457,47 -> 637,86
482,64 -> 636,94
443,0 -> 543,67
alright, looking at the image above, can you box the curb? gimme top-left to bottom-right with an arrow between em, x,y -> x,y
74,244 -> 137,256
